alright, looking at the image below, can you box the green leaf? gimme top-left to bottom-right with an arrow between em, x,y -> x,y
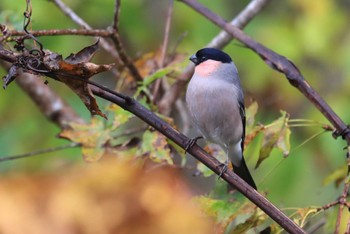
195,196 -> 241,223
135,67 -> 172,96
195,195 -> 260,232
256,110 -> 291,169
142,67 -> 172,86
140,130 -> 173,164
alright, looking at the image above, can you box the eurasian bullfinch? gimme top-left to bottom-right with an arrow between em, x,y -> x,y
186,48 -> 257,190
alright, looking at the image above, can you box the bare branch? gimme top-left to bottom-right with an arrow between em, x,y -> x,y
2,28 -> 112,40
317,179 -> 349,233
109,0 -> 143,82
0,47 -> 16,63
152,0 -> 174,101
335,181 -> 350,234
0,143 -> 79,162
112,0 -> 121,31
159,0 -> 174,68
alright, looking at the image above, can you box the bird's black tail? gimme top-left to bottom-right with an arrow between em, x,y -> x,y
232,157 -> 257,190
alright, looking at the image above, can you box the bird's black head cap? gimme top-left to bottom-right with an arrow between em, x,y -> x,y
190,48 -> 232,65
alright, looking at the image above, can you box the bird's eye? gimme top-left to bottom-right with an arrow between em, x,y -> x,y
201,56 -> 207,61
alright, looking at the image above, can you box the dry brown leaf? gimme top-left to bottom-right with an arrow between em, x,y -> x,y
43,41 -> 114,118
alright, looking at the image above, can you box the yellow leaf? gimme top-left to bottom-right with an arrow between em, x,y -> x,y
107,104 -> 134,129
60,117 -> 110,162
140,130 -> 173,164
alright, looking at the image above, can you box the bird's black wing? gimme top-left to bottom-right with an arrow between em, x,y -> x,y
239,101 -> 246,152
232,101 -> 257,189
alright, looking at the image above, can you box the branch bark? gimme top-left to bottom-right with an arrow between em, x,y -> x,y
1,29 -> 112,39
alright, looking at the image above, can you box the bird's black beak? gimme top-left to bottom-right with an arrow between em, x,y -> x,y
189,54 -> 199,65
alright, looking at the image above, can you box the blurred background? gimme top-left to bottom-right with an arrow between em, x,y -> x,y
0,0 -> 349,232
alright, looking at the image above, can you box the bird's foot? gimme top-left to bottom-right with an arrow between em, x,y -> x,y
217,161 -> 229,179
184,136 -> 203,153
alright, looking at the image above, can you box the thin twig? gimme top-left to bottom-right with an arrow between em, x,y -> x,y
2,29 -> 112,40
335,181 -> 350,234
112,0 -> 121,32
317,180 -> 349,233
159,0 -> 271,115
159,0 -> 174,68
0,143 -> 79,162
110,0 -> 143,82
152,0 -> 174,101
51,0 -> 120,61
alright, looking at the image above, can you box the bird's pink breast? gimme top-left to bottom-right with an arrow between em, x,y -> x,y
195,60 -> 221,77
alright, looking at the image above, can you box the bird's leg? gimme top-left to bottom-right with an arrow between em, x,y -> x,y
217,150 -> 230,179
184,136 -> 203,153
217,160 -> 228,179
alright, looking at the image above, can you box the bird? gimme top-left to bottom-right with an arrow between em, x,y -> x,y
185,48 -> 257,190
